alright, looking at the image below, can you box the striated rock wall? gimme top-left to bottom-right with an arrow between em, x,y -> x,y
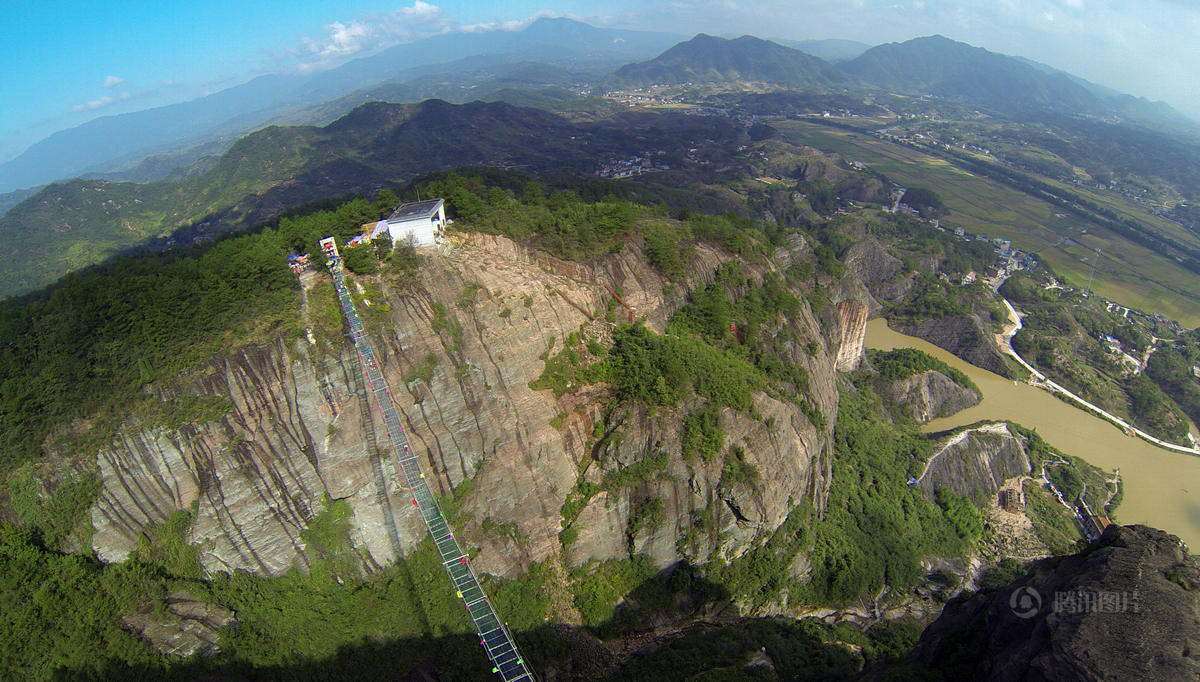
90,233 -> 845,579
841,236 -> 913,307
878,370 -> 981,423
918,423 -> 1030,502
833,300 -> 868,372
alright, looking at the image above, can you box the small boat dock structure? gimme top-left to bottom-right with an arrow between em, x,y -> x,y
318,236 -> 533,681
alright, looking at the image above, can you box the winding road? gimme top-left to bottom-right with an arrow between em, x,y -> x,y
996,298 -> 1200,456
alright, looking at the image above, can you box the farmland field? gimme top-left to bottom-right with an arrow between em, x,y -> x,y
776,119 -> 1200,326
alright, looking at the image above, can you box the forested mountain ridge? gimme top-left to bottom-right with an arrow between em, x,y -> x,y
842,35 -> 1196,131
611,33 -> 849,88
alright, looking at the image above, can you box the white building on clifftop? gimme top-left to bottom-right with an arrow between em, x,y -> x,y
370,198 -> 446,247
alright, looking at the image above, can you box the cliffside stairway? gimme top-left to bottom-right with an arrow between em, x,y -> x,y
319,237 -> 533,682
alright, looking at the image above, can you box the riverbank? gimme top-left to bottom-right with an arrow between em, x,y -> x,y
996,298 -> 1200,456
867,318 -> 1200,550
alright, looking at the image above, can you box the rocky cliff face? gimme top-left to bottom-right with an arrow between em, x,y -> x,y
894,315 -> 1013,379
913,524 -> 1200,681
90,233 -> 856,579
833,300 -> 868,372
878,370 -> 980,423
917,423 -> 1029,502
840,237 -> 1013,379
841,237 -> 912,308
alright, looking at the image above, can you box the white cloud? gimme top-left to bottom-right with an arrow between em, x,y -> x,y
102,75 -> 125,88
458,9 -> 564,33
71,96 -> 116,112
291,1 -> 455,72
286,3 -> 595,72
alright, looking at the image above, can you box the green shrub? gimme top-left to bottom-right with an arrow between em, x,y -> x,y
342,244 -> 378,274
868,347 -> 979,392
430,302 -> 464,351
720,446 -> 761,489
681,406 -> 724,462
571,556 -> 657,628
642,221 -> 694,281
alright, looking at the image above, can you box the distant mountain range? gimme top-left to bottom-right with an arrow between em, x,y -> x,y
6,22 -> 1194,200
614,33 -> 1196,133
0,19 -> 681,195
4,23 -> 1199,299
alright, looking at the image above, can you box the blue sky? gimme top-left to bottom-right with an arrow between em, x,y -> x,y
1,0 -> 1197,163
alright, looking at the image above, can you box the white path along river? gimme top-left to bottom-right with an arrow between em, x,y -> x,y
867,317 -> 1200,550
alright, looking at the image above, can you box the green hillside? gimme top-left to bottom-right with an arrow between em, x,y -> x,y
612,34 -> 848,88
0,99 -> 737,299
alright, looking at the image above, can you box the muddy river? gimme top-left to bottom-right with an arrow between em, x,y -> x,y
867,318 -> 1200,548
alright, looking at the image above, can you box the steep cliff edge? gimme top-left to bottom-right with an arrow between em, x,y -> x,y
917,423 -> 1030,502
833,300 -> 868,372
841,237 -> 912,308
878,370 -> 980,423
912,524 -> 1200,681
89,233 -> 858,579
893,315 -> 1013,379
840,236 -> 1013,379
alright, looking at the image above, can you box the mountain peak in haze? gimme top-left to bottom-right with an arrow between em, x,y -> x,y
842,34 -> 1196,130
612,33 -> 846,88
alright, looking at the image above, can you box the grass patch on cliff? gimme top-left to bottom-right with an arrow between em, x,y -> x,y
681,405 -> 724,462
570,555 -> 659,629
133,394 -> 234,433
606,322 -> 762,411
133,506 -> 205,581
300,495 -> 361,589
430,302 -> 464,352
529,333 -> 605,397
306,280 -> 346,355
667,266 -> 810,397
5,468 -> 100,553
866,347 -> 979,393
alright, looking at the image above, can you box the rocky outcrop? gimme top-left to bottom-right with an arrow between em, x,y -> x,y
566,390 -> 831,568
878,370 -> 980,422
918,423 -> 1030,502
90,233 -> 842,580
121,591 -> 235,658
842,237 -> 913,306
894,314 -> 1014,379
913,524 -> 1200,681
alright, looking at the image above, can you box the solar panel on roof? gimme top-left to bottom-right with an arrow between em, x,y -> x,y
387,198 -> 443,222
